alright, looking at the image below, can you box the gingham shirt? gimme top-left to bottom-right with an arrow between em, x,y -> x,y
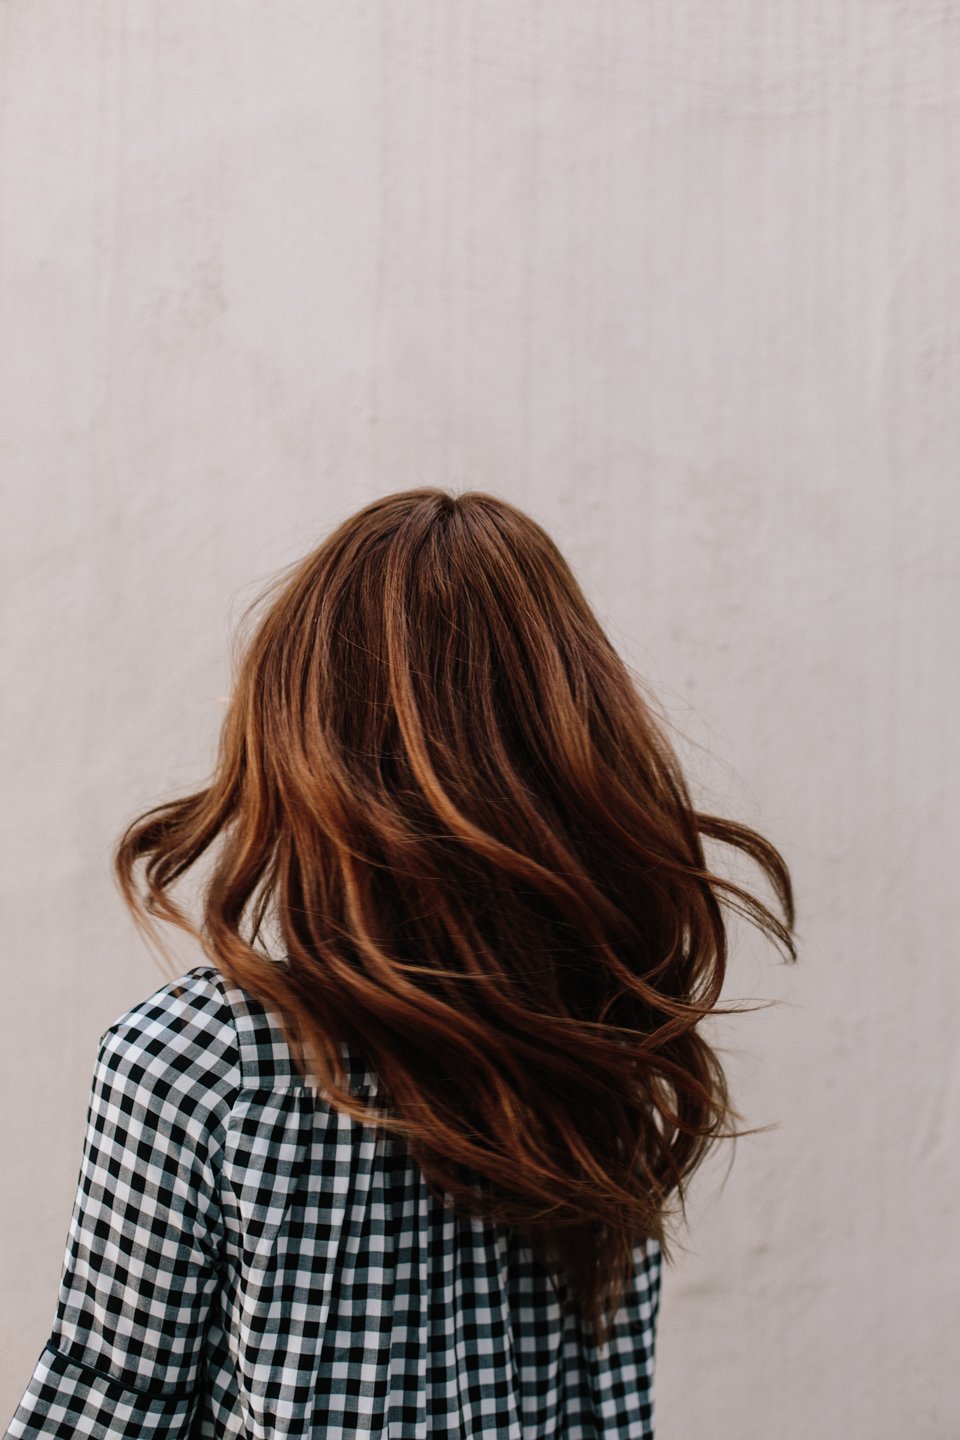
4,963 -> 662,1439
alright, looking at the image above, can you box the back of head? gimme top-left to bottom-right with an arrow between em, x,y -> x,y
115,486 -> 796,1347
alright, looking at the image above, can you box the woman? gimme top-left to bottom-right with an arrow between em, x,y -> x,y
5,487 -> 796,1438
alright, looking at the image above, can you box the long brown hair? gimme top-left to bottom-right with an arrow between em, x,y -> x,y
115,486 -> 796,1346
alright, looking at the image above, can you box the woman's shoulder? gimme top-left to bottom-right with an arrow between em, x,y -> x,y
100,963 -> 235,1055
101,962 -> 376,1098
92,965 -> 243,1139
99,962 -> 272,1093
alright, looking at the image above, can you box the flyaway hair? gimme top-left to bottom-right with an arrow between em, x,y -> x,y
114,486 -> 797,1347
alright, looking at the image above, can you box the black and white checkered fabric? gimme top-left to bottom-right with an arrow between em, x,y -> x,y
4,964 -> 662,1438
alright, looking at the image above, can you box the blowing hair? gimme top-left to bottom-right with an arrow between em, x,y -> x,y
115,486 -> 797,1347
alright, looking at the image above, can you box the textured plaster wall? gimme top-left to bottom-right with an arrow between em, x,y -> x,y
1,4 -> 957,1436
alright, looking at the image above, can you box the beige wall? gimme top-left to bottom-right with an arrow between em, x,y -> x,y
1,4 -> 956,1435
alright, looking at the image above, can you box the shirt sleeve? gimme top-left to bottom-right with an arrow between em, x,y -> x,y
3,969 -> 241,1439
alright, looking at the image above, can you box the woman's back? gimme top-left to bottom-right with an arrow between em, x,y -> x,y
6,963 -> 661,1439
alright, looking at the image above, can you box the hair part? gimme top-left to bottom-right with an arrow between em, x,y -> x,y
114,486 -> 797,1347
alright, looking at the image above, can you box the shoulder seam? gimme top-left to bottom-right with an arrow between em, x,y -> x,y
190,963 -> 246,1092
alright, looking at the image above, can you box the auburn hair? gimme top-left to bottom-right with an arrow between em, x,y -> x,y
114,486 -> 796,1347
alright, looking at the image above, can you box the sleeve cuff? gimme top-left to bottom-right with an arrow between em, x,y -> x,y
3,1341 -> 198,1439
